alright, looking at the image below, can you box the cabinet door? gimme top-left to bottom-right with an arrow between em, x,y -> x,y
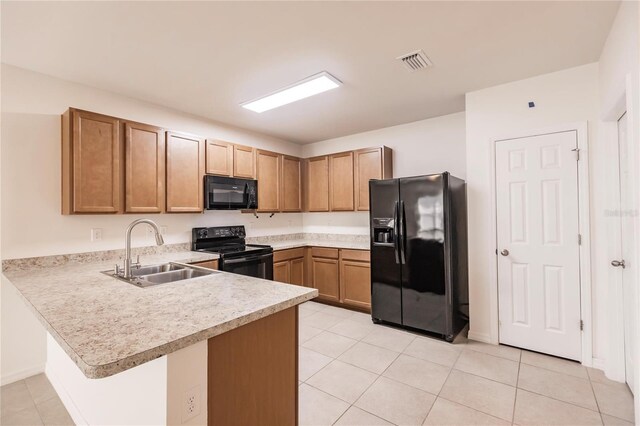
205,140 -> 233,176
312,257 -> 340,302
166,132 -> 205,212
256,150 -> 281,212
290,258 -> 304,286
191,259 -> 219,270
233,144 -> 255,178
354,147 -> 382,212
340,260 -> 372,310
330,152 -> 354,211
65,109 -> 122,213
125,122 -> 165,213
273,260 -> 290,283
307,156 -> 329,212
281,156 -> 302,212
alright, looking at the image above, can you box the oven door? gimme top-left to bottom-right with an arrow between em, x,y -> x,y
205,176 -> 258,210
220,253 -> 273,280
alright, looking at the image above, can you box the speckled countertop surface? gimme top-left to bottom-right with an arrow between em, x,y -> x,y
2,250 -> 317,379
269,239 -> 370,251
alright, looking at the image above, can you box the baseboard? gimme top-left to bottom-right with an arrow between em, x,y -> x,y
591,357 -> 606,370
45,363 -> 87,426
467,330 -> 492,344
0,364 -> 45,386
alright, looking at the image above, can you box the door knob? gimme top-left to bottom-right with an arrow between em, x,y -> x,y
611,260 -> 626,268
500,249 -> 510,256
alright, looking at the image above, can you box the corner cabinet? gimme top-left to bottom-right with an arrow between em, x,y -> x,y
281,156 -> 302,212
306,156 -> 330,212
329,151 -> 355,211
256,149 -> 281,212
62,109 -> 122,214
165,132 -> 205,213
125,121 -> 165,213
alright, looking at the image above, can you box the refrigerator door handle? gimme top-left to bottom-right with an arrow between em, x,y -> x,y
393,201 -> 400,264
399,200 -> 406,265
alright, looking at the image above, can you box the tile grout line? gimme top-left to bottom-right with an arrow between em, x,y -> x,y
511,349 -> 522,425
586,371 -> 605,425
423,344 -> 465,423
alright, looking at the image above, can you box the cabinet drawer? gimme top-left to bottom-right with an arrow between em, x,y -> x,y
341,249 -> 370,262
311,247 -> 339,259
273,248 -> 305,263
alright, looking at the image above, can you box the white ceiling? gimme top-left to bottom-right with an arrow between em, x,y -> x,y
1,1 -> 619,144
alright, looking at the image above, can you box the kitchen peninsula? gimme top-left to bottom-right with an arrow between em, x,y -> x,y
2,248 -> 317,425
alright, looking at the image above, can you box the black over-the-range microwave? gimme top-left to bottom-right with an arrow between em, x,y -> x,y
204,175 -> 258,210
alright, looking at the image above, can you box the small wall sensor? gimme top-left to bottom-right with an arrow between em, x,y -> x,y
528,101 -> 535,108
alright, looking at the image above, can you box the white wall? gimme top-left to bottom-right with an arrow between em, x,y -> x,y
301,112 -> 466,235
597,0 -> 640,407
0,64 -> 304,260
0,64 -> 305,384
465,64 -> 607,362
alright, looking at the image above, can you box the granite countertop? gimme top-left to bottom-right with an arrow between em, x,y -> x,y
269,239 -> 370,251
3,250 -> 317,379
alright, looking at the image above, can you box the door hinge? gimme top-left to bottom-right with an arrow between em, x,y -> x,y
580,320 -> 584,331
578,234 -> 582,245
572,148 -> 580,161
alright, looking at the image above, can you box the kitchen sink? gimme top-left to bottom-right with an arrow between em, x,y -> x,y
102,262 -> 218,287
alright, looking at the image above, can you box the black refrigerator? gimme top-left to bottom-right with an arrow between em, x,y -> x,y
369,172 -> 469,342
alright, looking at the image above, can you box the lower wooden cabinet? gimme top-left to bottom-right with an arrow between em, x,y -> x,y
339,250 -> 371,310
191,259 -> 219,270
273,248 -> 305,286
306,247 -> 371,310
311,256 -> 340,303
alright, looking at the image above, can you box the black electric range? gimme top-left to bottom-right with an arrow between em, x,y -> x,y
192,226 -> 273,280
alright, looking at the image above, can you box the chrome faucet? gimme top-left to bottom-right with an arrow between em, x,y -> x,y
123,219 -> 164,278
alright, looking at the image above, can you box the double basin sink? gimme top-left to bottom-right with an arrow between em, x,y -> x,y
102,262 -> 217,288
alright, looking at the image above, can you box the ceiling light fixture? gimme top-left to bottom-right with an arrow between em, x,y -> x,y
241,71 -> 341,113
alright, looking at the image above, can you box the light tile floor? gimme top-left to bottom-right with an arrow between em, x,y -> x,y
1,301 -> 634,426
1,374 -> 73,425
299,301 -> 636,426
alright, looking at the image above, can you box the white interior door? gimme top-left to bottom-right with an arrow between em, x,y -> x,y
616,112 -> 636,392
496,131 -> 582,361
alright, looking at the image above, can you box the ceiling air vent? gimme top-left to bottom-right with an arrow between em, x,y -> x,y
397,49 -> 433,72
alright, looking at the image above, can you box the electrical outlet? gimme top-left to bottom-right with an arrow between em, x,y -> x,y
91,228 -> 103,241
182,385 -> 201,422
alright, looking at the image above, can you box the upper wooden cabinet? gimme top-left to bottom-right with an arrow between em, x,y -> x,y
165,132 -> 205,213
205,140 -> 233,176
233,144 -> 255,178
125,122 -> 165,213
281,156 -> 302,212
329,151 -> 355,211
62,108 -> 122,214
256,149 -> 281,212
306,156 -> 330,212
354,147 -> 393,211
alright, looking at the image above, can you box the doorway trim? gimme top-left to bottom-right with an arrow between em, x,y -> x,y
486,122 -> 592,366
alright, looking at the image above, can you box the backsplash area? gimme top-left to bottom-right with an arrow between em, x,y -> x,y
2,233 -> 369,271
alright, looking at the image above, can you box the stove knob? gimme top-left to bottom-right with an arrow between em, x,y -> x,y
198,229 -> 208,238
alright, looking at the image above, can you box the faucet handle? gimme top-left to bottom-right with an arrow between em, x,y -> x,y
114,264 -> 121,276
